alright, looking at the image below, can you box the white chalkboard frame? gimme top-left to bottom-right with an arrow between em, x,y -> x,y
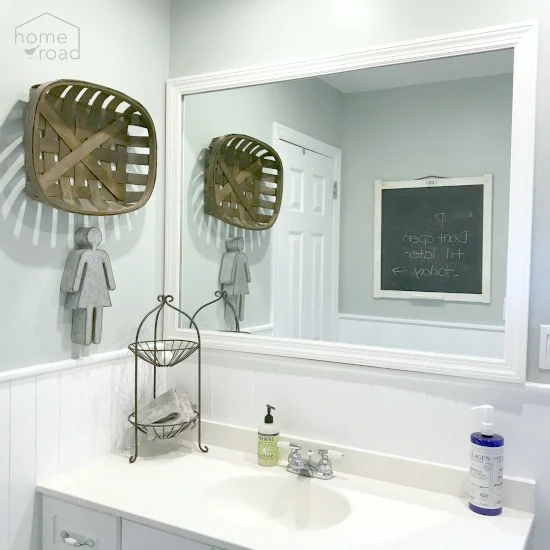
374,174 -> 493,303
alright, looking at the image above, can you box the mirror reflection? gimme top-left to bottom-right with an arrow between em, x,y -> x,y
180,49 -> 513,359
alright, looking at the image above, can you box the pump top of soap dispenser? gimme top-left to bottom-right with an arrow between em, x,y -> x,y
265,404 -> 276,424
472,404 -> 494,437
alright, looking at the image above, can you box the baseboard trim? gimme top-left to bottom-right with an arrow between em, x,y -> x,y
242,324 -> 274,335
338,313 -> 505,332
194,419 -> 535,514
0,349 -> 132,384
337,314 -> 505,357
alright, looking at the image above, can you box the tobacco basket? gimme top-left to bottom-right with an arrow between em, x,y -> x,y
25,79 -> 157,216
204,134 -> 283,230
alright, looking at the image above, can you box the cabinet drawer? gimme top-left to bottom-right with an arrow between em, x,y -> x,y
122,520 -> 212,550
43,496 -> 120,550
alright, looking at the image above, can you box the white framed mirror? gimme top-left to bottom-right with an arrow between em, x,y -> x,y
164,21 -> 537,383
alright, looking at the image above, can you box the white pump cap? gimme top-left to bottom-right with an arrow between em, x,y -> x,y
471,405 -> 495,436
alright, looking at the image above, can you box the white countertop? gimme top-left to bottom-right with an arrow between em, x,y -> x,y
37,444 -> 533,550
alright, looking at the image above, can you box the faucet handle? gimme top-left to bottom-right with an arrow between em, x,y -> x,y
318,449 -> 344,460
317,449 -> 344,476
279,441 -> 304,470
277,441 -> 301,451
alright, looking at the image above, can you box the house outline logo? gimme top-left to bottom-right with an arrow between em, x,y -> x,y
15,12 -> 80,60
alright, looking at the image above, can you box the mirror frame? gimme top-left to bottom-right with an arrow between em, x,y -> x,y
165,21 -> 537,383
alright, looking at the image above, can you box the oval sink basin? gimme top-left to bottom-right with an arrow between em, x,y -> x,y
199,474 -> 351,532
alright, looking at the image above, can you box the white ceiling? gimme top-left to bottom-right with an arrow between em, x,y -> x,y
318,50 -> 514,94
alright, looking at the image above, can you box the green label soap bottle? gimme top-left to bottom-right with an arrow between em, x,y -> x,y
258,404 -> 279,467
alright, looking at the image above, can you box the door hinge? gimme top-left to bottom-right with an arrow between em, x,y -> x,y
333,181 -> 338,200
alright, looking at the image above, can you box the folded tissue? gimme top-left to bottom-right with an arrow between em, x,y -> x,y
178,392 -> 195,421
137,388 -> 196,441
139,388 -> 181,424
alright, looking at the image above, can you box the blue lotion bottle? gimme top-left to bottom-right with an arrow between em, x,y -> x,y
469,405 -> 504,516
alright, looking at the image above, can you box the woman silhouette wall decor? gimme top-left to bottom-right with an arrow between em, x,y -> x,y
61,227 -> 116,345
219,237 -> 251,328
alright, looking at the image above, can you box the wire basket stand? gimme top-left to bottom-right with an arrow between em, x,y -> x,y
127,294 -> 208,463
190,290 -> 249,334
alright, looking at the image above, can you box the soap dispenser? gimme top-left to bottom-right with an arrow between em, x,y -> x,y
469,405 -> 504,516
258,404 -> 279,467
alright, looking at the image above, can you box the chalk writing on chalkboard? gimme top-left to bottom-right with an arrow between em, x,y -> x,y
373,175 -> 492,303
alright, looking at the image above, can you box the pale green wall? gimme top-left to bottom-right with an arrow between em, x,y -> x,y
169,0 -> 550,384
181,78 -> 344,329
0,0 -> 170,371
339,74 -> 512,325
184,73 -> 512,332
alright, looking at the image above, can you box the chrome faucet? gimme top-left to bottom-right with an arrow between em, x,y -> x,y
280,442 -> 344,480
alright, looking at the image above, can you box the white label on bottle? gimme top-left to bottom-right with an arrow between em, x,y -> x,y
469,442 -> 504,509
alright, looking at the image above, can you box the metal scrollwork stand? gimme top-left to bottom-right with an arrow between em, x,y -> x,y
127,295 -> 208,463
190,290 -> 247,333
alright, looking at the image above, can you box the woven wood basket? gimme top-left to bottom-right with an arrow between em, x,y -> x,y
25,79 -> 157,216
204,134 -> 283,230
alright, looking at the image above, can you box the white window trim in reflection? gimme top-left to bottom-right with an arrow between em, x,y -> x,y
165,21 -> 537,383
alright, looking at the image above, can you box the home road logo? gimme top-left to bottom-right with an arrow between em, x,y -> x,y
15,12 -> 80,60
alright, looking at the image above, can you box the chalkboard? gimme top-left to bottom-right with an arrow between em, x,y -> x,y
374,175 -> 492,303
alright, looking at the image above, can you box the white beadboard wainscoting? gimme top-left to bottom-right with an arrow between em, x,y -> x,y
1,347 -> 549,550
0,350 -> 153,550
337,314 -> 505,357
174,349 -> 547,477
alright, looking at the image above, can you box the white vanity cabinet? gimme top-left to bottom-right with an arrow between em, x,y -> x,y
42,497 -> 118,549
43,497 -> 229,550
38,447 -> 534,550
122,520 -> 215,550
